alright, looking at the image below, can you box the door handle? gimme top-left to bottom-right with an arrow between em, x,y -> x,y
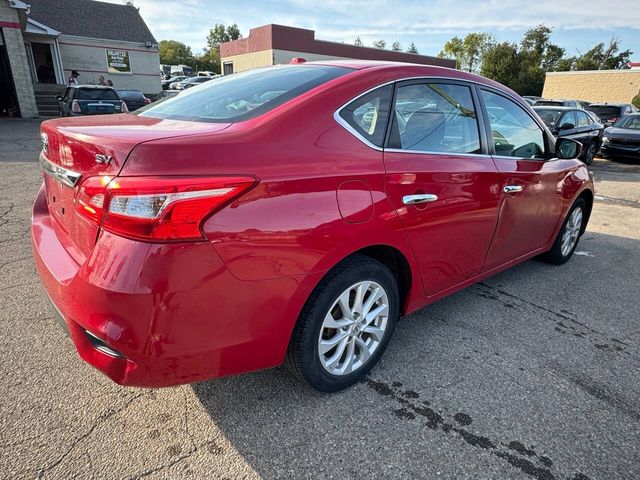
402,194 -> 438,205
503,185 -> 523,194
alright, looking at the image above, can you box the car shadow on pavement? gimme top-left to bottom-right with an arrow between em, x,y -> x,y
191,232 -> 640,480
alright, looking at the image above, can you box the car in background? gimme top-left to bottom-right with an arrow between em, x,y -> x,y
160,64 -> 171,79
34,62 -> 594,392
57,85 -> 127,116
197,71 -> 217,77
116,89 -> 151,111
162,75 -> 187,90
174,76 -> 214,90
586,103 -> 638,128
523,97 -> 536,106
600,113 -> 640,161
535,98 -> 589,109
170,64 -> 193,77
533,106 -> 603,164
522,95 -> 540,104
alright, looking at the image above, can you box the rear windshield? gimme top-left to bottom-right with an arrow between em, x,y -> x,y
75,88 -> 119,100
535,109 -> 562,128
138,65 -> 351,123
117,90 -> 144,100
588,106 -> 621,117
614,115 -> 640,129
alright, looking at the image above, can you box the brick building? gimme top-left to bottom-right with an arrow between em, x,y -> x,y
0,0 -> 160,118
542,69 -> 640,103
219,24 -> 455,75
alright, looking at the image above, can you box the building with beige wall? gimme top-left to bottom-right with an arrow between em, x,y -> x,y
0,0 -> 160,118
542,70 -> 640,103
220,24 -> 455,75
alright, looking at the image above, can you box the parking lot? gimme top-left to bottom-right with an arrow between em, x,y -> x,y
1,118 -> 639,479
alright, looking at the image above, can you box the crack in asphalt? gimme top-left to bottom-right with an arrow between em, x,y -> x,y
476,283 -> 632,357
363,377 -> 591,480
127,440 -> 219,480
37,392 -> 149,479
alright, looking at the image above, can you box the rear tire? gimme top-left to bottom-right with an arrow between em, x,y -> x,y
540,198 -> 586,265
286,255 -> 399,392
581,142 -> 596,165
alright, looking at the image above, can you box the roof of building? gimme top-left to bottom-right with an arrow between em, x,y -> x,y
220,24 -> 455,69
28,0 -> 157,44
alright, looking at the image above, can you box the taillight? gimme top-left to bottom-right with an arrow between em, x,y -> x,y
121,101 -> 129,113
74,176 -> 256,242
143,97 -> 151,105
71,100 -> 81,113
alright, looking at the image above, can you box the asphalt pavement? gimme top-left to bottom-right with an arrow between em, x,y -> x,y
1,118 -> 639,479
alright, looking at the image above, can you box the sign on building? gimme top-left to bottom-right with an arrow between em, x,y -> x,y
106,50 -> 131,74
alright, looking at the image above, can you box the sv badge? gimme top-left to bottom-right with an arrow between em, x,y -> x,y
95,154 -> 113,165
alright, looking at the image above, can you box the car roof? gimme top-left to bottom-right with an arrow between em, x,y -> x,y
72,85 -> 115,90
533,105 -> 575,111
588,102 -> 628,107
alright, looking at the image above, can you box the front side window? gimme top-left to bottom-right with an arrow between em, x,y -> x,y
139,65 -> 351,123
389,82 -> 481,153
339,85 -> 393,147
481,90 -> 546,159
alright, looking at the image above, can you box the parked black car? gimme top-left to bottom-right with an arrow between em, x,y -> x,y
116,89 -> 151,111
535,98 -> 589,109
586,103 -> 638,128
57,86 -> 127,116
600,113 -> 640,161
533,106 -> 604,165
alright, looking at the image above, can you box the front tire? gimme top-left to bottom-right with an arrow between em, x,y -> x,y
540,198 -> 586,265
287,255 -> 399,392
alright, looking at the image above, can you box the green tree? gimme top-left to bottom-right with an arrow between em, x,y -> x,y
406,42 -> 419,54
354,36 -> 363,47
574,39 -> 632,70
632,91 -> 640,109
205,23 -> 242,53
392,41 -> 401,52
159,40 -> 193,65
480,42 -> 524,92
438,33 -> 494,73
372,40 -> 386,49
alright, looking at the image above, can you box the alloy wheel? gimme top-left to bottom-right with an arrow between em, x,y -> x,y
318,281 -> 389,376
561,207 -> 583,256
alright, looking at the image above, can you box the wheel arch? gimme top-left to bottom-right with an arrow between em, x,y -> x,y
576,188 -> 594,234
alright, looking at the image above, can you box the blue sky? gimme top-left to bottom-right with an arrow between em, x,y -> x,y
108,0 -> 640,62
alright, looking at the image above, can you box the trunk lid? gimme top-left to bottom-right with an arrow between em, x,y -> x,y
40,115 -> 231,261
77,99 -> 121,115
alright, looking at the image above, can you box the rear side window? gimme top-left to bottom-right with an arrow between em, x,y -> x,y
481,90 -> 546,159
576,110 -> 590,126
389,82 -> 481,153
75,88 -> 119,100
139,65 -> 351,123
339,85 -> 393,147
560,111 -> 577,127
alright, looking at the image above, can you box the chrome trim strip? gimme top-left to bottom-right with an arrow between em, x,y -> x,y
385,148 -> 492,158
333,74 -> 529,156
40,153 -> 81,188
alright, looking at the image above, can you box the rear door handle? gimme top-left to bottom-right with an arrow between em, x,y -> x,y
503,185 -> 523,194
402,194 -> 438,205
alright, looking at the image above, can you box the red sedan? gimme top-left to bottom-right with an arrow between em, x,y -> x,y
32,61 -> 594,391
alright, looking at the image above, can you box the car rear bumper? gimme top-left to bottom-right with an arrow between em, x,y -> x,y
31,182 -> 316,387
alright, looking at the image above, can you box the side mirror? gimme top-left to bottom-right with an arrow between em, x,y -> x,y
559,122 -> 574,131
56,95 -> 63,101
556,137 -> 582,159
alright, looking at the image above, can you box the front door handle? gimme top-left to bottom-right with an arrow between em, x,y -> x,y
503,185 -> 523,194
402,194 -> 438,205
